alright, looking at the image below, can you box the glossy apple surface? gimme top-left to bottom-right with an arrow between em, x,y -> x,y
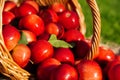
94,46 -> 115,68
76,60 -> 103,80
103,59 -> 120,80
17,3 -> 37,17
3,1 -> 17,12
19,14 -> 45,36
50,64 -> 78,80
45,22 -> 64,39
74,40 -> 91,59
39,9 -> 58,25
58,10 -> 79,30
108,64 -> 120,80
29,40 -> 54,64
2,25 -> 20,51
53,48 -> 75,65
12,44 -> 31,68
23,0 -> 39,12
37,58 -> 61,80
50,2 -> 66,13
63,29 -> 84,42
2,11 -> 15,25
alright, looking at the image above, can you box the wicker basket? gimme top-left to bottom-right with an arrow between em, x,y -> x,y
0,0 -> 101,79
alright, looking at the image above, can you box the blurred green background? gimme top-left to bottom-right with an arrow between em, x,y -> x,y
78,0 -> 120,45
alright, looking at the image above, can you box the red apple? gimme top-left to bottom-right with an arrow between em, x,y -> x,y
10,6 -> 19,17
45,22 -> 64,39
23,0 -> 39,12
2,25 -> 20,51
37,32 -> 50,41
58,10 -> 79,30
50,2 -> 66,13
29,40 -> 54,64
39,9 -> 59,25
11,44 -> 31,68
108,64 -> 120,80
3,1 -> 17,12
94,46 -> 115,68
74,40 -> 91,59
76,60 -> 103,80
63,29 -> 84,42
37,58 -> 61,80
115,55 -> 120,61
21,30 -> 37,43
53,48 -> 75,65
2,11 -> 15,25
103,59 -> 120,80
19,14 -> 45,36
17,3 -> 37,17
50,64 -> 78,80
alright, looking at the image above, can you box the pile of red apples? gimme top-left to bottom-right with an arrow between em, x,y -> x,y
2,0 -> 120,80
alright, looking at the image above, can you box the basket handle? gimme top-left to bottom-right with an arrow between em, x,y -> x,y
86,0 -> 101,60
64,0 -> 101,60
30,0 -> 101,60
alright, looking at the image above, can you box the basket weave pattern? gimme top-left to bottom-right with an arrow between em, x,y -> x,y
0,0 -> 101,79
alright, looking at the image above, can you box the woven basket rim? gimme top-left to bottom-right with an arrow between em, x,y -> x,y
0,0 -> 101,79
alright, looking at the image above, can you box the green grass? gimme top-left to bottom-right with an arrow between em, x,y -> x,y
78,0 -> 120,44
